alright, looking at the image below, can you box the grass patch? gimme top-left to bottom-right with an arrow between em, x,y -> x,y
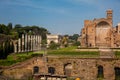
78,47 -> 99,49
47,46 -> 99,58
115,51 -> 120,58
48,51 -> 98,55
2,46 -> 120,66
0,51 -> 44,66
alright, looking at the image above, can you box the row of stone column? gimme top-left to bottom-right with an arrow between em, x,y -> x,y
14,34 -> 41,53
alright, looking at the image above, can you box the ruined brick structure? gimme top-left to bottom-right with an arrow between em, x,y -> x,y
2,56 -> 120,80
80,10 -> 120,47
47,57 -> 120,80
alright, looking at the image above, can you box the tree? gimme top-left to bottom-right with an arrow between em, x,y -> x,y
49,41 -> 60,49
31,26 -> 50,39
7,23 -> 13,30
0,24 -> 9,35
14,24 -> 22,29
61,36 -> 69,47
69,34 -> 79,41
73,41 -> 80,46
14,24 -> 24,38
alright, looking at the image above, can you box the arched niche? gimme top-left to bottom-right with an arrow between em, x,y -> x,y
96,21 -> 111,47
48,67 -> 55,75
64,63 -> 72,77
114,67 -> 120,80
97,65 -> 104,78
33,66 -> 39,74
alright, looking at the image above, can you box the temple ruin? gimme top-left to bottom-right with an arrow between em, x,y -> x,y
80,10 -> 120,48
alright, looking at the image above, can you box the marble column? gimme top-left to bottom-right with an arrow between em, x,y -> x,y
13,41 -> 17,53
28,35 -> 30,51
14,44 -> 17,53
22,34 -> 25,52
25,34 -> 28,52
37,35 -> 39,50
30,35 -> 32,51
31,35 -> 33,51
38,35 -> 40,50
33,35 -> 35,51
35,35 -> 37,50
38,35 -> 41,50
18,38 -> 21,52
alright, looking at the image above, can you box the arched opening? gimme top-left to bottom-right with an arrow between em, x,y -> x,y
50,41 -> 55,44
115,67 -> 120,80
97,65 -> 104,79
64,63 -> 72,77
96,21 -> 111,47
33,66 -> 39,74
48,67 -> 55,75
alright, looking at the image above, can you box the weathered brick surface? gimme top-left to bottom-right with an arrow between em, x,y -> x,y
80,10 -> 120,48
2,56 -> 120,80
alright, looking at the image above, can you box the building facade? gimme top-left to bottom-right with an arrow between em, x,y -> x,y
80,10 -> 120,48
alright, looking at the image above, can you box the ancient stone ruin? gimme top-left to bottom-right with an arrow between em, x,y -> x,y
2,55 -> 120,80
13,34 -> 41,53
80,10 -> 120,48
2,10 -> 120,80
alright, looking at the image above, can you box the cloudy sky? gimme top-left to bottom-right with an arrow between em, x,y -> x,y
0,0 -> 120,35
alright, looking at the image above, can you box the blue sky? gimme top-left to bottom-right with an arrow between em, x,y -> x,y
0,0 -> 120,35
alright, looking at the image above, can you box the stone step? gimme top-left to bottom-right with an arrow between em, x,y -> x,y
99,48 -> 115,58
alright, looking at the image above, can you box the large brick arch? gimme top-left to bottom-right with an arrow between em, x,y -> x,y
97,65 -> 104,78
114,67 -> 120,80
64,63 -> 72,76
97,21 -> 110,27
94,18 -> 112,27
95,21 -> 111,47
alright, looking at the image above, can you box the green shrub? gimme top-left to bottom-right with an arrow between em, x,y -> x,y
48,51 -> 98,55
49,41 -> 60,50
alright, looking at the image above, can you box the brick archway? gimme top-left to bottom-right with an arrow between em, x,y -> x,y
114,67 -> 120,80
97,65 -> 104,79
96,21 -> 111,47
48,67 -> 55,75
64,63 -> 72,77
33,66 -> 39,74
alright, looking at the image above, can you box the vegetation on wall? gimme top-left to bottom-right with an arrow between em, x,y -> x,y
0,51 -> 44,66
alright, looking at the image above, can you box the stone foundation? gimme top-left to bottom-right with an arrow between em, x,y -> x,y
2,56 -> 120,80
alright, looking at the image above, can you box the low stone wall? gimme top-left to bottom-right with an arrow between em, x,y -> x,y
47,57 -> 120,80
3,68 -> 32,80
2,56 -> 120,80
2,56 -> 46,80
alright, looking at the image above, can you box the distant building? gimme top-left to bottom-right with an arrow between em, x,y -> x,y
47,34 -> 60,45
80,10 -> 120,48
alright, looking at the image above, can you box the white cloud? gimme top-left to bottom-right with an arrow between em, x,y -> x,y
67,0 -> 97,5
1,0 -> 68,15
4,0 -> 43,9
